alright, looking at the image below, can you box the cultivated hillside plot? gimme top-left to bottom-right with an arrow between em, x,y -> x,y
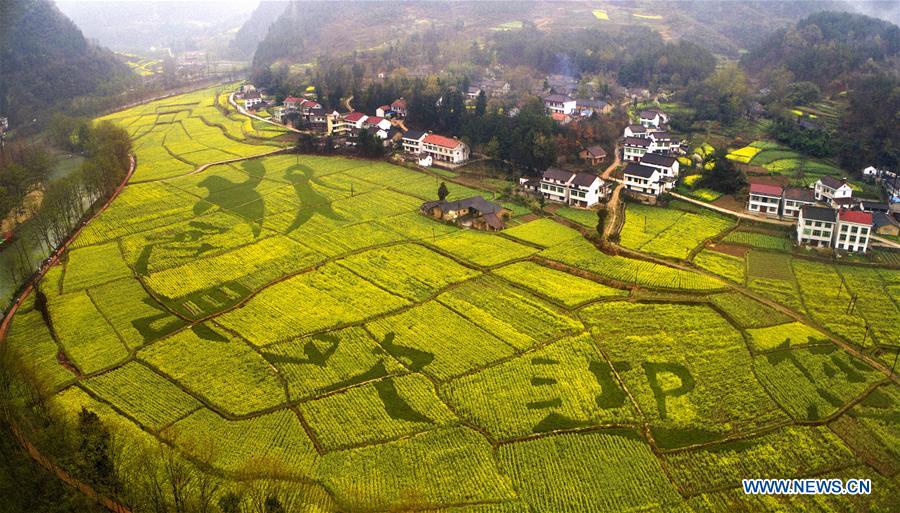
4,86 -> 899,513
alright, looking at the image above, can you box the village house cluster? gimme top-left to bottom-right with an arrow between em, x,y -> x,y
616,108 -> 684,200
746,175 -> 899,253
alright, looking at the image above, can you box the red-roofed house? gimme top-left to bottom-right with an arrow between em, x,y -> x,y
422,133 -> 469,164
747,182 -> 784,216
391,98 -> 407,117
364,116 -> 391,131
283,96 -> 303,109
376,105 -> 392,117
335,111 -> 368,134
836,210 -> 873,252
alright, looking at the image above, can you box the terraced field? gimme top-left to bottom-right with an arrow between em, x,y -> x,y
2,84 -> 898,513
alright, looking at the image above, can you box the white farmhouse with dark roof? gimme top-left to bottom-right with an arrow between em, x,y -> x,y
243,90 -> 262,109
782,187 -> 816,218
623,137 -> 650,162
568,173 -> 607,207
542,93 -> 577,115
797,205 -> 837,248
623,163 -> 662,196
623,124 -> 648,139
640,153 -> 679,189
813,176 -> 853,205
402,129 -> 427,154
647,131 -> 675,154
638,108 -> 668,128
540,168 -> 575,204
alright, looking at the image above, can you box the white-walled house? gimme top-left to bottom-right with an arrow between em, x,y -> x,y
623,137 -> 650,162
623,163 -> 662,196
421,133 -> 469,164
639,109 -> 668,128
539,168 -> 607,207
834,210 -> 873,253
623,124 -> 648,139
640,154 -> 679,189
543,94 -> 577,115
862,166 -> 880,180
244,90 -> 262,109
782,187 -> 816,218
747,183 -> 783,215
797,205 -> 837,248
402,129 -> 427,154
814,176 -> 853,204
648,131 -> 675,154
569,173 -> 607,207
540,168 -> 574,204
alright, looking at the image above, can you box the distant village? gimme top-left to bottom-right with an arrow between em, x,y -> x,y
235,79 -> 898,254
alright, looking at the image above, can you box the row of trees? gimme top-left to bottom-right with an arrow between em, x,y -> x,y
3,121 -> 132,290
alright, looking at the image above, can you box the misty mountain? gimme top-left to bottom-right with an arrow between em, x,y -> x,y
0,0 -> 132,125
231,1 -> 290,58
55,1 -> 258,54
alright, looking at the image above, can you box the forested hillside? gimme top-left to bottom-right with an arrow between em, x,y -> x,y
0,0 -> 132,125
230,1 -> 290,58
742,11 -> 900,90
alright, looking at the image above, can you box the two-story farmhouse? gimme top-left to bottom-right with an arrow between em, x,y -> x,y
538,168 -> 607,207
623,163 -> 662,196
640,153 -> 679,186
421,134 -> 469,165
834,210 -> 873,253
813,176 -> 853,205
639,109 -> 669,128
782,187 -> 816,218
797,205 -> 837,248
623,124 -> 648,139
623,137 -> 651,162
244,90 -> 262,109
747,183 -> 784,216
542,93 -> 577,115
402,130 -> 427,154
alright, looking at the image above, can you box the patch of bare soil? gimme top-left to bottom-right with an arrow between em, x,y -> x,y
707,243 -> 751,258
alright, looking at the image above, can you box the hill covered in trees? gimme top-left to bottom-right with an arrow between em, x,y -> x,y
230,1 -> 290,58
0,0 -> 132,126
742,11 -> 900,91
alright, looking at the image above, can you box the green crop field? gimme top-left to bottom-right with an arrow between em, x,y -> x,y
3,84 -> 898,513
620,203 -> 734,259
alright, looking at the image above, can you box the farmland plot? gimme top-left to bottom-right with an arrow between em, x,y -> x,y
366,301 -> 517,380
4,307 -> 74,390
792,260 -> 867,343
83,361 -> 201,431
662,426 -> 856,495
444,333 -> 640,439
582,302 -> 789,444
88,278 -> 184,349
692,250 -> 744,283
62,242 -> 133,292
437,276 -> 582,350
753,344 -> 882,421
338,244 -> 479,301
217,263 -> 409,345
837,266 -> 900,346
746,322 -> 830,352
498,430 -> 681,513
541,238 -> 725,291
300,374 -> 457,450
165,408 -> 318,477
316,427 -> 516,512
708,292 -> 792,329
431,230 -> 538,267
502,218 -> 581,248
492,261 -> 627,307
620,204 -> 733,259
138,325 -> 286,416
48,291 -> 129,375
263,327 -> 407,401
